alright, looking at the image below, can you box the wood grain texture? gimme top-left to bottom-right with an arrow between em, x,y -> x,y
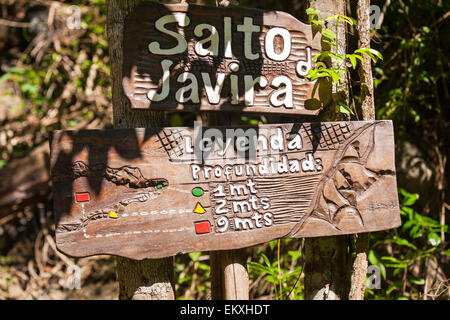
108,0 -> 173,301
122,2 -> 324,115
50,120 -> 400,259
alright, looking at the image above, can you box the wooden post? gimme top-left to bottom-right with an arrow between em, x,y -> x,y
107,0 -> 175,300
207,108 -> 250,300
304,0 -> 351,300
206,0 -> 250,301
210,250 -> 249,300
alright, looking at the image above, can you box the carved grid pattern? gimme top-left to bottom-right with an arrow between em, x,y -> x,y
305,123 -> 352,150
158,129 -> 184,159
241,60 -> 287,75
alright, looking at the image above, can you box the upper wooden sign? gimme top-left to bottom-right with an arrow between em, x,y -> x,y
122,3 -> 323,115
51,120 -> 400,259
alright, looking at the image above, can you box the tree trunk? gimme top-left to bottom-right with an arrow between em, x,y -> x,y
348,0 -> 376,300
107,0 -> 175,300
304,0 -> 351,300
304,236 -> 351,299
357,0 -> 376,121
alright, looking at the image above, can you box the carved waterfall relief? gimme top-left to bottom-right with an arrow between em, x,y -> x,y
50,121 -> 401,259
122,3 -> 325,115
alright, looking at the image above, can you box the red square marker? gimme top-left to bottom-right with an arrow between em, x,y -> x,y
76,192 -> 90,202
195,221 -> 210,234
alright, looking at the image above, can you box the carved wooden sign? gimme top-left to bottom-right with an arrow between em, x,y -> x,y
122,3 -> 324,115
50,120 -> 400,259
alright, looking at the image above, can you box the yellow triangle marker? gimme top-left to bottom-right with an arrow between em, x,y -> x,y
193,202 -> 206,214
109,211 -> 119,219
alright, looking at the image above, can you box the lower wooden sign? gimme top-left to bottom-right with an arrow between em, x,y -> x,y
50,120 -> 400,259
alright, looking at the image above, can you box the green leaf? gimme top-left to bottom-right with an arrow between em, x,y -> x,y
282,269 -> 302,282
381,256 -> 407,268
20,83 -> 38,95
261,253 -> 272,268
6,67 -> 26,75
264,274 -> 279,284
355,48 -> 384,63
347,54 -> 357,69
328,52 -> 346,61
322,39 -> 337,47
247,262 -> 272,275
306,8 -> 320,16
288,250 -> 301,261
336,102 -> 354,115
409,276 -> 425,285
399,188 -> 419,206
322,29 -> 336,40
328,69 -> 343,84
197,262 -> 210,271
388,237 -> 418,250
311,19 -> 325,25
346,54 -> 364,69
68,120 -> 78,127
269,240 -> 277,251
422,26 -> 430,33
326,14 -> 356,25
188,252 -> 201,261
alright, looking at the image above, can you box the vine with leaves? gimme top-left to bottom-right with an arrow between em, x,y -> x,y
305,8 -> 383,116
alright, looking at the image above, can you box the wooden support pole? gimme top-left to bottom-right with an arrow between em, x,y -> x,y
210,250 -> 249,300
207,111 -> 250,300
304,0 -> 351,300
107,0 -> 175,300
207,0 -> 249,301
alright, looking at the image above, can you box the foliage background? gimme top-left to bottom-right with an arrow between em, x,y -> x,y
0,0 -> 448,299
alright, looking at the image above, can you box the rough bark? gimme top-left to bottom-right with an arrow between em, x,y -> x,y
357,0 -> 375,121
107,0 -> 174,300
348,233 -> 370,300
304,236 -> 351,299
348,0 -> 375,300
304,0 -> 351,301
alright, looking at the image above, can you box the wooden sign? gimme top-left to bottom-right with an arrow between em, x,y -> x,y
122,3 -> 324,115
50,120 -> 400,259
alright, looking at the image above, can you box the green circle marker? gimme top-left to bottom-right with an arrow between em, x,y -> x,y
156,184 -> 163,189
192,187 -> 203,197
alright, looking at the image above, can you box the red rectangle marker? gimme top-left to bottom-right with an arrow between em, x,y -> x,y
195,221 -> 210,234
76,193 -> 90,202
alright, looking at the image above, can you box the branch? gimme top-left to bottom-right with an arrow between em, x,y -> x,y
0,18 -> 32,28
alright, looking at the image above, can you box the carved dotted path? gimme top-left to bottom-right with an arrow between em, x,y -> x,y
81,203 -> 194,239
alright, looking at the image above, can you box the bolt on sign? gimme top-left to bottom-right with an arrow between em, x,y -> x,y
50,120 -> 401,259
122,3 -> 324,115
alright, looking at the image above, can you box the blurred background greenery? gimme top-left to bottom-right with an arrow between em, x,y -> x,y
0,0 -> 448,300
